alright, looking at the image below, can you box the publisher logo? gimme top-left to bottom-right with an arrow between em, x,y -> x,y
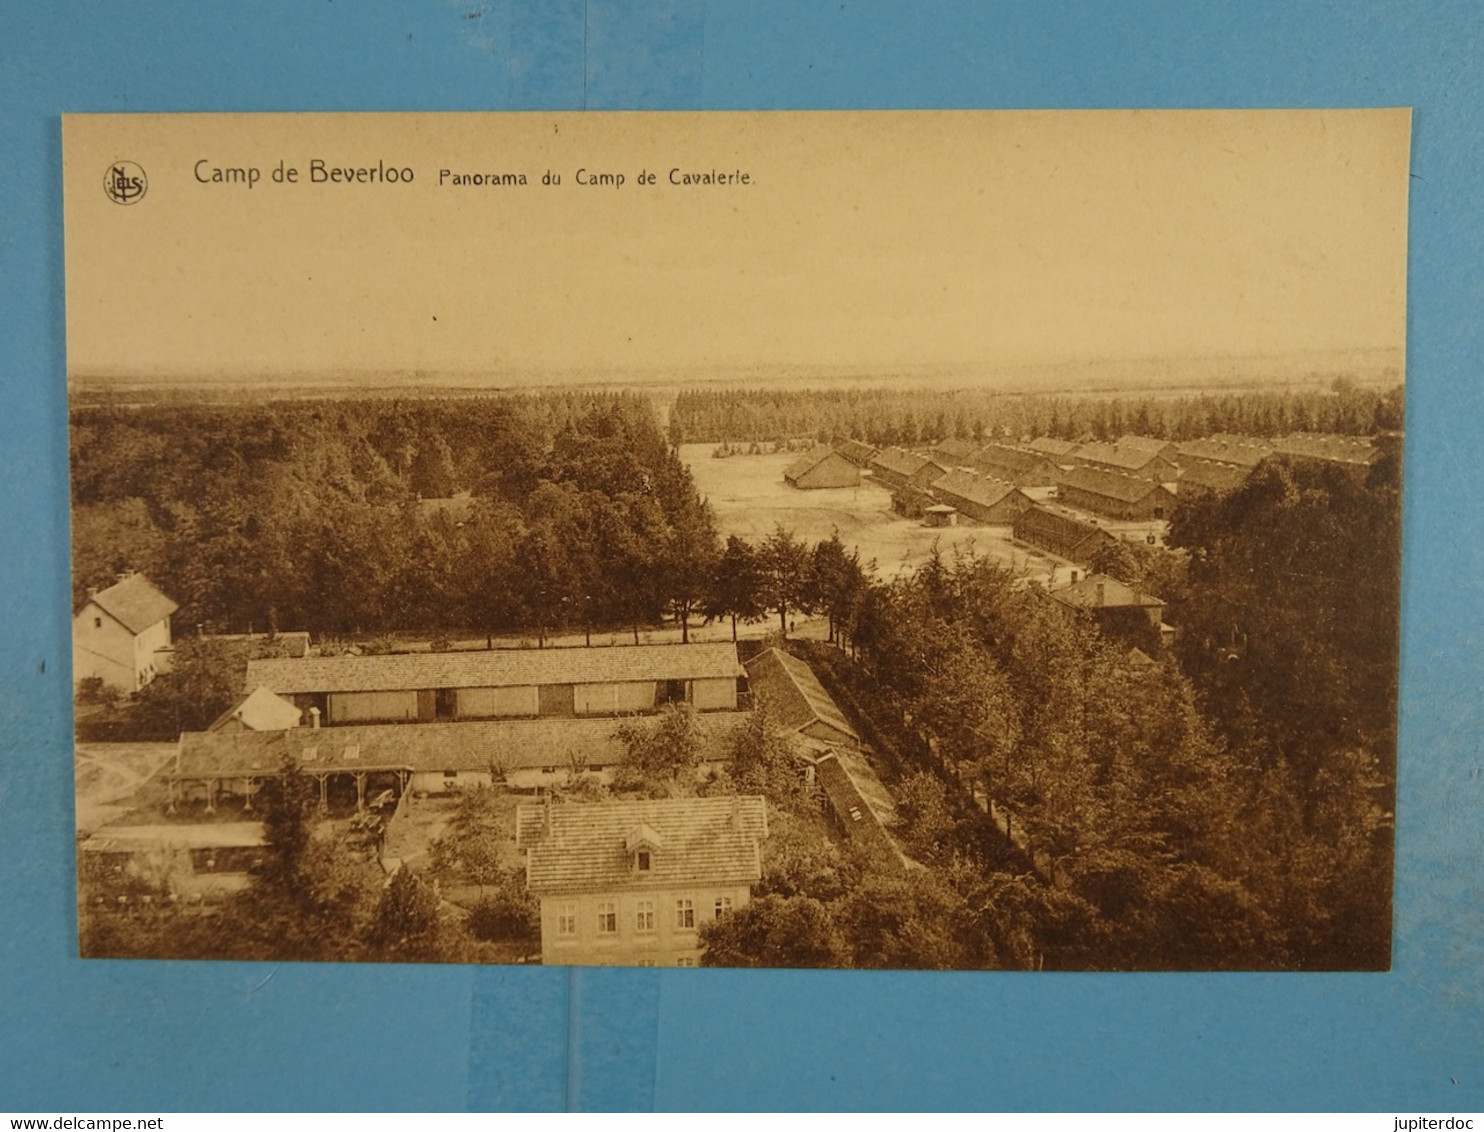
104,161 -> 147,205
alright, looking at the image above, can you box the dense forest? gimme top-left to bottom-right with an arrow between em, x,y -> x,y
72,394 -> 718,641
667,382 -> 1404,447
74,388 -> 1399,969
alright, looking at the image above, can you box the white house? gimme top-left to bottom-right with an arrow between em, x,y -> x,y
73,573 -> 178,694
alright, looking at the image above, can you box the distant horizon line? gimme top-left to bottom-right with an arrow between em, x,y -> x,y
69,345 -> 1404,394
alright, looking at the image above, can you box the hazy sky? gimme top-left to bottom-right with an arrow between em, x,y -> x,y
64,110 -> 1411,381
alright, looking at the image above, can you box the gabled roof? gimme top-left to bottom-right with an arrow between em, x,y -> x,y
929,437 -> 981,462
1116,435 -> 1176,456
1057,464 -> 1173,504
835,439 -> 879,466
518,796 -> 767,895
1072,441 -> 1169,472
1050,573 -> 1165,611
870,447 -> 943,479
208,686 -> 304,732
1272,433 -> 1380,466
82,574 -> 177,634
1177,461 -> 1249,494
173,711 -> 752,780
1175,437 -> 1273,469
814,754 -> 903,865
246,641 -> 744,695
1022,437 -> 1081,458
970,443 -> 1057,476
744,648 -> 860,743
784,444 -> 848,481
930,468 -> 1021,510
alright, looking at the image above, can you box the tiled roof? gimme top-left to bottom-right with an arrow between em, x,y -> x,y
835,440 -> 879,466
208,686 -> 304,732
870,447 -> 942,479
930,468 -> 1020,510
971,444 -> 1056,476
1175,437 -> 1272,469
84,574 -> 177,634
1057,464 -> 1171,504
1022,437 -> 1081,458
1177,461 -> 1249,493
744,648 -> 859,743
929,438 -> 981,462
1273,433 -> 1380,466
519,796 -> 767,895
245,641 -> 743,695
1072,441 -> 1168,472
784,444 -> 844,480
1115,435 -> 1174,455
172,712 -> 753,779
1050,573 -> 1165,611
814,755 -> 902,863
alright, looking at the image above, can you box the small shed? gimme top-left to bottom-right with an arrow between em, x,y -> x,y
923,504 -> 958,528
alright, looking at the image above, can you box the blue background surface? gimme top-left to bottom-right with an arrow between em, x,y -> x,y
2,1 -> 1480,1112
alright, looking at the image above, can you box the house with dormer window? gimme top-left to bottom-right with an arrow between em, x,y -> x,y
517,795 -> 767,967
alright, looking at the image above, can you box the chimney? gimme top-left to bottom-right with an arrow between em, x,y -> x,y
87,586 -> 98,599
309,706 -> 321,729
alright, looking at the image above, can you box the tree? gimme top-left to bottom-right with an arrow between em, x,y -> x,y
658,495 -> 720,644
699,894 -> 848,968
806,532 -> 868,647
832,873 -> 975,970
258,756 -> 319,895
132,636 -> 246,738
759,526 -> 812,636
371,866 -> 446,959
707,535 -> 765,641
614,704 -> 705,793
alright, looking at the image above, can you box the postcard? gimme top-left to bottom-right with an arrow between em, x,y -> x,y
64,110 -> 1409,970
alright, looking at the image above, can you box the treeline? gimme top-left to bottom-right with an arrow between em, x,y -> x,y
71,393 -> 717,640
668,382 -> 1404,447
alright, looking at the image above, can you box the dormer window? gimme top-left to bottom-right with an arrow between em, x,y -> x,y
624,822 -> 662,874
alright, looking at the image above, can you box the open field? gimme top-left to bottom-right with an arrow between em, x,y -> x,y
680,444 -> 1065,580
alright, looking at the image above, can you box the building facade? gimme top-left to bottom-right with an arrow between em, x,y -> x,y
245,642 -> 745,726
519,796 -> 767,966
72,572 -> 178,694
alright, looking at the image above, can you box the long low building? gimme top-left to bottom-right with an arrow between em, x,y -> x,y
169,710 -> 755,808
245,641 -> 745,726
1013,504 -> 1122,565
929,468 -> 1034,524
1055,465 -> 1177,521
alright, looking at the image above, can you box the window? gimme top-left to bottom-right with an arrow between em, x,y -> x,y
675,899 -> 695,930
93,617 -> 102,629
636,959 -> 657,967
637,850 -> 651,871
443,769 -> 458,779
557,903 -> 577,937
597,902 -> 617,934
714,896 -> 733,920
676,957 -> 695,967
635,900 -> 655,933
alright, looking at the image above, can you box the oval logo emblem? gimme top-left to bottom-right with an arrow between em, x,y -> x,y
104,161 -> 148,205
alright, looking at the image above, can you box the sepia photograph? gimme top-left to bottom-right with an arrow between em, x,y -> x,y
64,109 -> 1409,971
